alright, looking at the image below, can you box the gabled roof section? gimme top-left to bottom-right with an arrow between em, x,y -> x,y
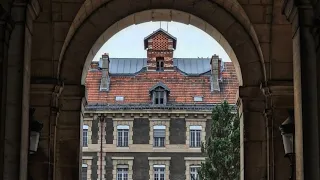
144,28 -> 177,49
149,82 -> 170,93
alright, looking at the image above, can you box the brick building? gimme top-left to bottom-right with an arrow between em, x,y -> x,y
81,29 -> 238,180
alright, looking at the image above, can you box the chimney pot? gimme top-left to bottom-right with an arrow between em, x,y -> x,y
99,53 -> 110,69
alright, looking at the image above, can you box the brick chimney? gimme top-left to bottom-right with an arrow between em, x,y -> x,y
210,54 -> 222,92
144,29 -> 177,72
99,53 -> 110,91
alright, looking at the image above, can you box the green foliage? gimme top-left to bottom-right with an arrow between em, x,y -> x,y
198,101 -> 240,180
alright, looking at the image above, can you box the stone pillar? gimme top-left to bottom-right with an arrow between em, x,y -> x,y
0,5 -> 14,180
239,86 -> 268,180
55,84 -> 85,180
282,0 -> 320,179
2,0 -> 39,179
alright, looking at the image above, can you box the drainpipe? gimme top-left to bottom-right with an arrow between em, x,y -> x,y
99,117 -> 104,180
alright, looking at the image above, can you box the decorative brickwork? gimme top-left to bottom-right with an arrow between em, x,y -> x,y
146,30 -> 175,71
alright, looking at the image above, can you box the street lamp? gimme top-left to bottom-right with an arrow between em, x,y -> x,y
29,108 -> 43,155
279,109 -> 295,180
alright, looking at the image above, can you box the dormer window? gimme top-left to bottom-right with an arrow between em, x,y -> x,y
149,82 -> 170,105
154,87 -> 165,105
156,57 -> 164,72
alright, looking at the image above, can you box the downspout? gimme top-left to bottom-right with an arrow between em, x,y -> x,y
100,117 -> 104,180
267,0 -> 275,179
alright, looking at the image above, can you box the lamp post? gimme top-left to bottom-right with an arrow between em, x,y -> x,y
29,108 -> 43,155
279,109 -> 295,180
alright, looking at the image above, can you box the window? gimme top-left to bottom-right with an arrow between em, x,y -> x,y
190,166 -> 200,180
115,96 -> 124,101
156,57 -> 164,71
83,125 -> 89,147
82,164 -> 88,180
117,165 -> 129,180
153,125 -> 166,147
153,87 -> 166,105
117,125 -> 129,147
190,126 -> 202,148
154,165 -> 165,180
193,96 -> 203,102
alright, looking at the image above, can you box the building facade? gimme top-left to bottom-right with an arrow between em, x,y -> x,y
81,29 -> 238,180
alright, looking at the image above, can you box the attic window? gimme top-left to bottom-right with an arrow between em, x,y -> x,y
156,57 -> 164,72
194,96 -> 203,102
153,87 -> 166,105
115,96 -> 124,101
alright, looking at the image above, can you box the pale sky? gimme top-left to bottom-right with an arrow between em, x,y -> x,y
93,22 -> 230,62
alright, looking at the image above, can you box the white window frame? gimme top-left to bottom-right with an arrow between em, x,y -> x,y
190,126 -> 202,148
116,165 -> 129,180
83,125 -> 89,147
117,125 -> 129,147
190,165 -> 201,180
82,164 -> 88,180
153,125 -> 166,147
153,165 -> 166,180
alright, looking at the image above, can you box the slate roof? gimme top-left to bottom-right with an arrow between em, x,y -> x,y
105,58 -> 212,76
144,28 -> 177,49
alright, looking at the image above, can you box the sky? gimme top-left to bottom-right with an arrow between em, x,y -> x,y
92,22 -> 230,62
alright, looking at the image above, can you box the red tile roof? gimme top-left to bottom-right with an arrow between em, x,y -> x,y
85,62 -> 238,105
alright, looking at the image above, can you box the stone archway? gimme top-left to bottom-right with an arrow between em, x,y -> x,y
58,1 -> 266,86
56,1 -> 268,180
80,9 -> 245,86
26,0 -> 296,180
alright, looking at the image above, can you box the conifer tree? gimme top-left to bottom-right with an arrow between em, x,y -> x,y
198,101 -> 240,180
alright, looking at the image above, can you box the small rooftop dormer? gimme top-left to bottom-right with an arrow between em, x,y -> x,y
149,82 -> 170,105
144,28 -> 177,72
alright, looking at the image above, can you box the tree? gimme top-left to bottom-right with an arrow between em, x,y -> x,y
198,100 -> 240,180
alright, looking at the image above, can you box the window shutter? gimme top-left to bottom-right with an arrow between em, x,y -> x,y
153,129 -> 165,137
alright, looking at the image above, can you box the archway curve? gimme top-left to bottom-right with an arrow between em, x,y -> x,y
80,9 -> 243,85
58,0 -> 266,88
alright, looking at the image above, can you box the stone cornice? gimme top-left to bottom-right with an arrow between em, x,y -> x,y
83,110 -> 212,120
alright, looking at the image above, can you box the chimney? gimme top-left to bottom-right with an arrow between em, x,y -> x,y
90,61 -> 99,70
210,54 -> 221,92
99,53 -> 110,92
